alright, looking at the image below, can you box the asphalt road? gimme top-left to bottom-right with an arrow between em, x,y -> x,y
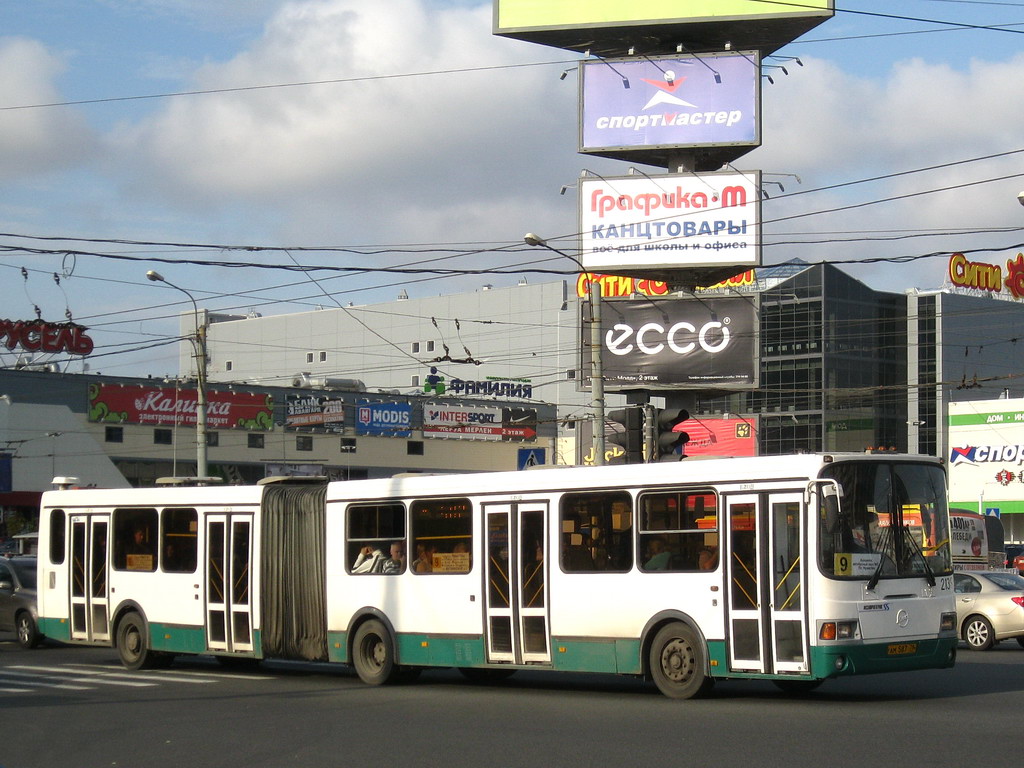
1,636 -> 1020,768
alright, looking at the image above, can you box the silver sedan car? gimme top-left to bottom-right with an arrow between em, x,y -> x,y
953,571 -> 1024,650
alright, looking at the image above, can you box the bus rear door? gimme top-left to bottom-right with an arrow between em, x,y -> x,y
483,502 -> 550,665
205,513 -> 255,654
69,514 -> 111,643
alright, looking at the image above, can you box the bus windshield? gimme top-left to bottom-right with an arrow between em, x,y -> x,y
818,461 -> 952,581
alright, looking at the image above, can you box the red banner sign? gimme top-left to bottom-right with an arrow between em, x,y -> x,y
88,383 -> 274,431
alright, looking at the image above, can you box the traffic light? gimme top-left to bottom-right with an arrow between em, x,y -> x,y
607,407 -> 644,464
654,408 -> 690,460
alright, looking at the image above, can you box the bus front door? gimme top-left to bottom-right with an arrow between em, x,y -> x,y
205,514 -> 254,654
69,514 -> 111,643
483,503 -> 550,665
726,492 -> 809,675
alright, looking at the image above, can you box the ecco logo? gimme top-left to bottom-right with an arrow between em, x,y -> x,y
605,319 -> 732,357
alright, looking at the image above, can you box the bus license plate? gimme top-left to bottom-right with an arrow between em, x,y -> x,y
887,643 -> 918,656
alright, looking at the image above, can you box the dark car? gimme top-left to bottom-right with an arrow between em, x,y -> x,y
0,556 -> 43,648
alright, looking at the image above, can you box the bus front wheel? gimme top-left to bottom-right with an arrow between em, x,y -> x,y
649,622 -> 714,699
352,619 -> 398,685
117,612 -> 157,670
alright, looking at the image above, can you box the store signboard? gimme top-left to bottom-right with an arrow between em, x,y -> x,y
88,383 -> 273,430
424,404 -> 504,441
580,53 -> 759,157
579,171 -> 761,275
584,296 -> 757,390
355,401 -> 413,438
948,398 -> 1024,513
285,394 -> 345,433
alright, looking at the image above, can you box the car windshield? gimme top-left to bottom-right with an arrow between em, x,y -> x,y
981,572 -> 1024,590
818,461 -> 952,581
8,559 -> 36,589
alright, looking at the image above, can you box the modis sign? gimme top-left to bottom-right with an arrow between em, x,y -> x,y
948,252 -> 1024,300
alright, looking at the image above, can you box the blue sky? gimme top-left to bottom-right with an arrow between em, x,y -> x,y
1,0 -> 1023,379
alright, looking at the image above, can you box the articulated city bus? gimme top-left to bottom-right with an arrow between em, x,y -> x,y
36,453 -> 958,699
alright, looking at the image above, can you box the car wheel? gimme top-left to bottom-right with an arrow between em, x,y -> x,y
963,615 -> 995,651
16,612 -> 41,649
649,622 -> 714,699
352,619 -> 398,686
116,612 -> 157,670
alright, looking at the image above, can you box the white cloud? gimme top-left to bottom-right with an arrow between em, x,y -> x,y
111,0 -> 584,245
0,37 -> 98,180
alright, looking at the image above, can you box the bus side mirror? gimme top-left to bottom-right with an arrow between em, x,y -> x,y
822,485 -> 841,534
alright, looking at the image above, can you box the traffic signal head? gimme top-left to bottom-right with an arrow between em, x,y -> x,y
655,408 -> 690,460
608,407 -> 644,464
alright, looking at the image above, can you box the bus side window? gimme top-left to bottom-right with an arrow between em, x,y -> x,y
347,503 -> 406,575
638,490 -> 719,573
559,491 -> 632,573
410,498 -> 473,574
49,508 -> 66,565
161,508 -> 198,573
112,508 -> 158,572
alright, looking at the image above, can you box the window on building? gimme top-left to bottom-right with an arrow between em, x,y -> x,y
411,375 -> 420,388
105,426 -> 124,443
347,503 -> 406,575
161,508 -> 198,573
410,498 -> 472,574
638,490 -> 719,572
206,431 -> 219,447
407,441 -> 424,456
340,438 -> 356,453
248,434 -> 265,449
411,342 -> 420,354
559,492 -> 632,573
296,435 -> 313,452
426,341 -> 435,352
113,507 -> 158,572
154,429 -> 173,445
225,361 -> 233,372
306,352 -> 314,364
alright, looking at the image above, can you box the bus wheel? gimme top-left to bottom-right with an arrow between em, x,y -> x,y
352,619 -> 397,685
649,622 -> 714,699
16,611 -> 42,649
963,616 -> 995,651
117,612 -> 156,670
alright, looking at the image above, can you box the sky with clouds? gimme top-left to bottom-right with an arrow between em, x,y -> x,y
1,0 -> 1024,378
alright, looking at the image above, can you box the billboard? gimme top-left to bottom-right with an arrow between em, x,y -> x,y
423,405 -> 539,441
88,383 -> 274,430
580,52 -> 760,165
494,0 -> 834,55
584,296 -> 758,390
355,401 -> 413,438
579,171 -> 761,278
680,417 -> 756,457
285,394 -> 345,433
948,398 -> 1024,515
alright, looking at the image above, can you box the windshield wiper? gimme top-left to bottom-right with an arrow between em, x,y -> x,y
866,525 -> 892,591
900,524 -> 936,587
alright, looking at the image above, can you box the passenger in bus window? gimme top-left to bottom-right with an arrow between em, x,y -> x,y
127,527 -> 148,555
413,542 -> 435,573
352,546 -> 386,573
698,546 -> 718,571
382,541 -> 405,574
644,538 -> 671,570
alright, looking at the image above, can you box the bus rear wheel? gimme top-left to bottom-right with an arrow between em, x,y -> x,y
117,612 -> 158,670
352,619 -> 398,686
649,622 -> 714,699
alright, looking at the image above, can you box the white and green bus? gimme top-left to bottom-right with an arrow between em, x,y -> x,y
36,453 -> 958,698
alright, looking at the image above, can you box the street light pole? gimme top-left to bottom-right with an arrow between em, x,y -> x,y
524,233 -> 606,466
146,270 -> 209,479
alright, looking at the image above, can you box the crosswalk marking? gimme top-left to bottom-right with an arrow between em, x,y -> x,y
1,667 -> 154,688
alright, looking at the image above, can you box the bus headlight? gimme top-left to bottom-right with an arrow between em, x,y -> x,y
819,620 -> 858,641
940,612 -> 956,632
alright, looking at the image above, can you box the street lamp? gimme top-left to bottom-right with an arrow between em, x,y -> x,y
146,270 -> 209,479
524,233 -> 606,466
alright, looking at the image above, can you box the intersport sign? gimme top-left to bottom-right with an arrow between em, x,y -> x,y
585,296 -> 757,390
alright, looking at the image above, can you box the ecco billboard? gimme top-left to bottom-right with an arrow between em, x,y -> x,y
579,171 -> 761,277
580,52 -> 760,164
583,296 -> 758,390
